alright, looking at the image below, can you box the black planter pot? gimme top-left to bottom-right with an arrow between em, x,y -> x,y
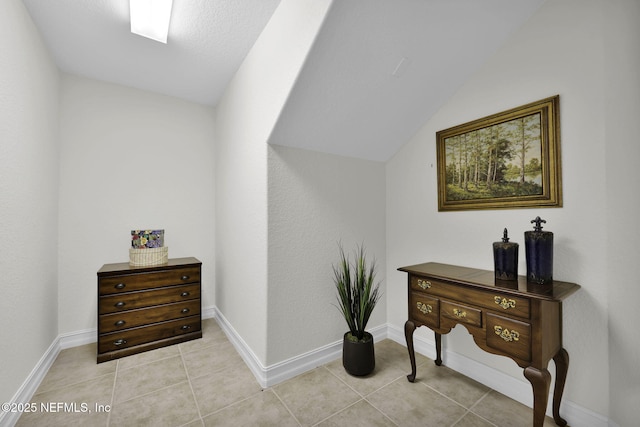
342,332 -> 375,376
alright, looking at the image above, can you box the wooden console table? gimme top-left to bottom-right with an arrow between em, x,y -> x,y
399,262 -> 580,427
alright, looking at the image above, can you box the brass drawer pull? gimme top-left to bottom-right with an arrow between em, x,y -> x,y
417,279 -> 431,290
114,320 -> 126,327
181,292 -> 190,297
453,308 -> 467,318
181,325 -> 191,331
494,325 -> 520,342
181,308 -> 190,314
494,297 -> 517,310
417,301 -> 432,315
181,275 -> 190,281
115,283 -> 126,290
114,301 -> 126,308
113,339 -> 127,346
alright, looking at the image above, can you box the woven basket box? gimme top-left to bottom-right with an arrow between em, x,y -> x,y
129,246 -> 168,267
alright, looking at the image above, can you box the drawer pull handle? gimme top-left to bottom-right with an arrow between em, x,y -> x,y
114,320 -> 126,327
181,308 -> 190,314
453,308 -> 467,318
417,301 -> 432,315
181,275 -> 190,281
494,325 -> 520,342
114,339 -> 127,346
181,292 -> 190,297
494,297 -> 517,310
417,279 -> 431,290
115,283 -> 126,290
115,301 -> 126,308
181,325 -> 191,331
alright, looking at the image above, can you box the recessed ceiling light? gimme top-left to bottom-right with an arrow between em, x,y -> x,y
130,0 -> 173,44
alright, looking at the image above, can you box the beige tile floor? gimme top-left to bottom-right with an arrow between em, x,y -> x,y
15,318 -> 555,427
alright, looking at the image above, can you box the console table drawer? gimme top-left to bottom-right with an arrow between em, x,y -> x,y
411,275 -> 530,319
99,267 -> 201,295
441,300 -> 482,328
410,292 -> 439,328
486,313 -> 531,362
99,283 -> 200,314
98,315 -> 201,353
99,299 -> 201,333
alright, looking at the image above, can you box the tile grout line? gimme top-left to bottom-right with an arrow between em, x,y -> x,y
449,410 -> 471,427
360,396 -> 400,427
465,389 -> 500,427
106,359 -> 119,427
268,388 -> 303,426
321,365 -> 366,398
196,389 -> 282,422
417,375 -> 478,411
115,351 -> 182,372
108,379 -> 193,406
320,365 -> 402,426
322,363 -> 407,399
179,344 -> 205,425
360,376 -> 421,427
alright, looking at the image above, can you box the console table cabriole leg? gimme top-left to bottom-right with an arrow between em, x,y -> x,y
434,332 -> 442,366
552,348 -> 569,426
524,366 -> 552,427
404,320 -> 417,382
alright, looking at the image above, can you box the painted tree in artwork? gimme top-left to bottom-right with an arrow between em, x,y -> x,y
512,113 -> 541,184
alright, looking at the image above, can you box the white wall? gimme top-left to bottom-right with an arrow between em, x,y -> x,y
58,75 -> 216,334
267,144 -> 386,365
387,0 -> 615,421
0,0 -> 60,405
214,0 -> 332,366
604,1 -> 640,426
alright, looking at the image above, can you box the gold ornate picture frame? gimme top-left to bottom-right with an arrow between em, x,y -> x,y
437,95 -> 562,211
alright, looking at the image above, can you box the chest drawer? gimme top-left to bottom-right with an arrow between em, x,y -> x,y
411,275 -> 530,319
99,266 -> 201,295
99,299 -> 201,333
409,292 -> 440,329
99,283 -> 200,314
486,312 -> 531,362
441,300 -> 482,328
98,315 -> 201,353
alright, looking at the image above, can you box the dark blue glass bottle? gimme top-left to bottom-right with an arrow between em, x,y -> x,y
493,228 -> 519,281
525,217 -> 553,285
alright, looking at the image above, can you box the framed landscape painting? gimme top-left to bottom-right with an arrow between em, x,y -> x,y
436,95 -> 562,211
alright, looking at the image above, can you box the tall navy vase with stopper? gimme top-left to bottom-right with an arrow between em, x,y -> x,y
525,216 -> 553,285
493,228 -> 519,282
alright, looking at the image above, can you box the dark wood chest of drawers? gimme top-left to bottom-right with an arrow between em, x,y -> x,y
399,262 -> 580,427
97,257 -> 202,363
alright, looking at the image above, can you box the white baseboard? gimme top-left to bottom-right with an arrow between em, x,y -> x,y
3,309 -> 608,427
213,307 -> 387,388
0,336 -> 62,427
201,305 -> 216,320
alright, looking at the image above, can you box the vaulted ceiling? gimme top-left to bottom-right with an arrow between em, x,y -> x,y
22,0 -> 545,162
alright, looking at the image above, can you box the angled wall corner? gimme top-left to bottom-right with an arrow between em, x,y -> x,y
266,144 -> 387,367
214,0 -> 333,367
